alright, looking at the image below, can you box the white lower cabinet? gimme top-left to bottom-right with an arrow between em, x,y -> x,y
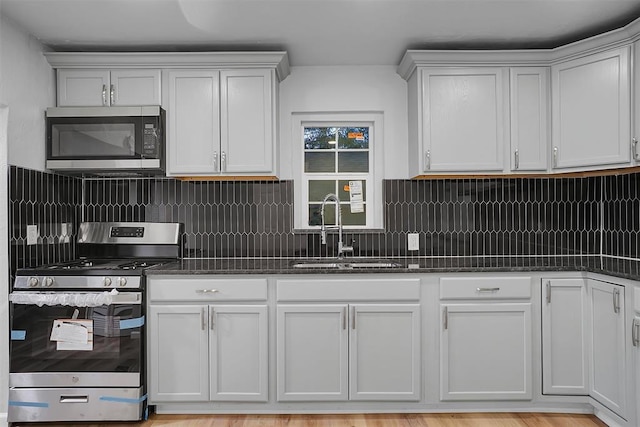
276,303 -> 420,402
440,303 -> 532,400
541,278 -> 589,395
148,305 -> 209,401
147,277 -> 269,404
439,276 -> 533,401
633,288 -> 640,426
149,304 -> 268,402
589,279 -> 627,418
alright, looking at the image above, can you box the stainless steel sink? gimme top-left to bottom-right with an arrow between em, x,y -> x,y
291,259 -> 404,269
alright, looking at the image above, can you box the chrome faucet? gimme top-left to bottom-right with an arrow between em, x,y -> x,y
320,193 -> 354,258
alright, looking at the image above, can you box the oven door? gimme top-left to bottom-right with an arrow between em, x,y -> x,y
9,291 -> 144,388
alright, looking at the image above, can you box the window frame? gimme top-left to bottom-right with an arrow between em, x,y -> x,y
292,111 -> 384,231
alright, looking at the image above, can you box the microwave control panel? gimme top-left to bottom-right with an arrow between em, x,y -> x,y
142,122 -> 160,158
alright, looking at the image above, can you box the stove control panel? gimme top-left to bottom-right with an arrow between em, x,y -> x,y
110,227 -> 145,238
13,275 -> 142,290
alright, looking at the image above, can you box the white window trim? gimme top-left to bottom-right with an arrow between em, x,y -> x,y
292,111 -> 384,231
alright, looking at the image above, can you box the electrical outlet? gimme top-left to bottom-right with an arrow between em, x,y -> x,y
407,233 -> 419,251
26,224 -> 39,245
61,223 -> 70,236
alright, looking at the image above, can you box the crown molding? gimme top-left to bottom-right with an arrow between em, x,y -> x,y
397,16 -> 640,80
44,51 -> 291,82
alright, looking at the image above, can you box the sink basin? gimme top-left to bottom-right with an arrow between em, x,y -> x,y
291,259 -> 404,269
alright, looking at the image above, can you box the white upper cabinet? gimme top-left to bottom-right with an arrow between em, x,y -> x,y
634,41 -> 640,163
220,69 -> 275,174
551,46 -> 631,171
57,69 -> 161,107
509,67 -> 549,171
166,70 -> 221,175
165,68 -> 276,176
410,67 -> 507,174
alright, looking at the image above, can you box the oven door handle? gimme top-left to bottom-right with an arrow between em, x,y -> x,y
9,291 -> 142,307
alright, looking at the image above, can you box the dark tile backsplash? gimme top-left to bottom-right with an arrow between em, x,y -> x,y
9,165 -> 639,278
602,173 -> 640,259
8,166 -> 82,281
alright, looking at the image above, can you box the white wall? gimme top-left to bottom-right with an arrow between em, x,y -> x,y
0,13 -> 55,171
0,14 -> 54,426
278,65 -> 408,180
0,105 -> 8,427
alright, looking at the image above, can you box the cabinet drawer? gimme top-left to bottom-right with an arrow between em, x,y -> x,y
440,276 -> 531,300
277,278 -> 420,301
635,287 -> 640,312
148,277 -> 268,302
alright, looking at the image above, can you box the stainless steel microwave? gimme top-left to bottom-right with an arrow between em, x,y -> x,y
46,105 -> 165,175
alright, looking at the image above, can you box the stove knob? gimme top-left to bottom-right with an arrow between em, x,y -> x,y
103,277 -> 112,287
28,277 -> 39,287
117,277 -> 128,287
43,277 -> 54,287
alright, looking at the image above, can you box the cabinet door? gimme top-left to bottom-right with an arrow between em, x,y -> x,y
220,69 -> 275,174
166,70 -> 221,175
589,280 -> 626,417
111,69 -> 161,106
441,303 -> 532,400
349,304 -> 420,401
421,67 -> 506,172
148,305 -> 209,402
541,278 -> 589,395
510,67 -> 549,171
209,305 -> 268,402
57,69 -> 110,106
634,315 -> 640,426
551,47 -> 631,170
277,304 -> 348,401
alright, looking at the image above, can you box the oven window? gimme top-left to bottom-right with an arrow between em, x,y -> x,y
10,302 -> 143,374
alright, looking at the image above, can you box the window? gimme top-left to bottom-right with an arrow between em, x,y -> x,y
292,112 -> 383,230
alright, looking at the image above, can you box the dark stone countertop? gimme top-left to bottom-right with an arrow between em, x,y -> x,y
144,255 -> 640,283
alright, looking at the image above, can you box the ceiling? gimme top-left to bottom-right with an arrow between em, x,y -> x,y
2,0 -> 640,66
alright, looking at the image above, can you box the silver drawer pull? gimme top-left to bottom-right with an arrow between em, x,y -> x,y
476,287 -> 500,293
60,395 -> 88,403
196,289 -> 219,294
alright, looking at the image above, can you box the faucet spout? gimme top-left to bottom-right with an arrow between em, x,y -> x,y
320,193 -> 353,258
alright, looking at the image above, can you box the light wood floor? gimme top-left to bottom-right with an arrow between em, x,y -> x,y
14,413 -> 609,427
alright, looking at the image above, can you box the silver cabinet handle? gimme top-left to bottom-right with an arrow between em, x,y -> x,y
342,307 -> 346,330
633,138 -> 638,161
102,84 -> 107,106
632,318 -> 639,347
213,151 -> 219,172
210,308 -> 215,331
351,306 -> 356,330
514,149 -> 519,170
553,146 -> 558,168
613,288 -> 621,314
443,306 -> 448,330
425,150 -> 431,170
110,84 -> 115,105
477,287 -> 500,293
196,289 -> 219,294
201,307 -> 206,330
546,281 -> 551,304
221,151 -> 227,172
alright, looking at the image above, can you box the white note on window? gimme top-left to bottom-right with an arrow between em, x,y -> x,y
50,319 -> 93,351
349,180 -> 364,213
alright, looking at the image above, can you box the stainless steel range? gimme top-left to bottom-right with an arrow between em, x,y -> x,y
8,221 -> 183,423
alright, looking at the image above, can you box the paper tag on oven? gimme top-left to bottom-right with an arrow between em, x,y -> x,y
50,319 -> 93,350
